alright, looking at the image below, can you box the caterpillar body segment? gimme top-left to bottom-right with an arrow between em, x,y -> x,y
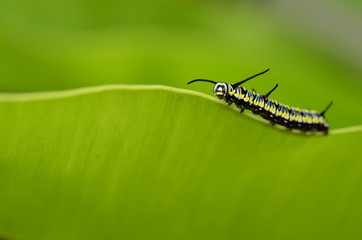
188,69 -> 332,135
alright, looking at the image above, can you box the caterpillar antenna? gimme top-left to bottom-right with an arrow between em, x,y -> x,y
188,79 -> 217,85
232,69 -> 270,88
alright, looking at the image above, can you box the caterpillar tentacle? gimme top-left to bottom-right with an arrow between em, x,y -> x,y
188,69 -> 332,134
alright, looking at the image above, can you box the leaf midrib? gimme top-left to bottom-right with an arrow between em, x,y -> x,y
0,84 -> 360,135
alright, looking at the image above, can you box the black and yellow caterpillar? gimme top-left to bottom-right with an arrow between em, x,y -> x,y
188,69 -> 333,134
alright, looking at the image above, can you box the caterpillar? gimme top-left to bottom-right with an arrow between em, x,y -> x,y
187,69 -> 333,135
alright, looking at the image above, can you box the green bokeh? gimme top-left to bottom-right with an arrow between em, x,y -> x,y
0,1 -> 361,128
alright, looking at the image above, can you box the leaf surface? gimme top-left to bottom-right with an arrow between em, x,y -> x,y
0,85 -> 361,240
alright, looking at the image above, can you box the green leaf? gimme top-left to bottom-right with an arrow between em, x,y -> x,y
0,85 -> 361,240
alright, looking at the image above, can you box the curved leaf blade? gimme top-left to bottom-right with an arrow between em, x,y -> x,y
0,85 -> 361,240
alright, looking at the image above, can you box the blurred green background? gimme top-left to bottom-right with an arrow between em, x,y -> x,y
0,0 -> 361,128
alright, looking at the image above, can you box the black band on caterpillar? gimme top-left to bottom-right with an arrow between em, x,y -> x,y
187,69 -> 333,135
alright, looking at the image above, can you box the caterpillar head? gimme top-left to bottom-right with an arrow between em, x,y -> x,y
213,83 -> 229,99
188,69 -> 270,100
